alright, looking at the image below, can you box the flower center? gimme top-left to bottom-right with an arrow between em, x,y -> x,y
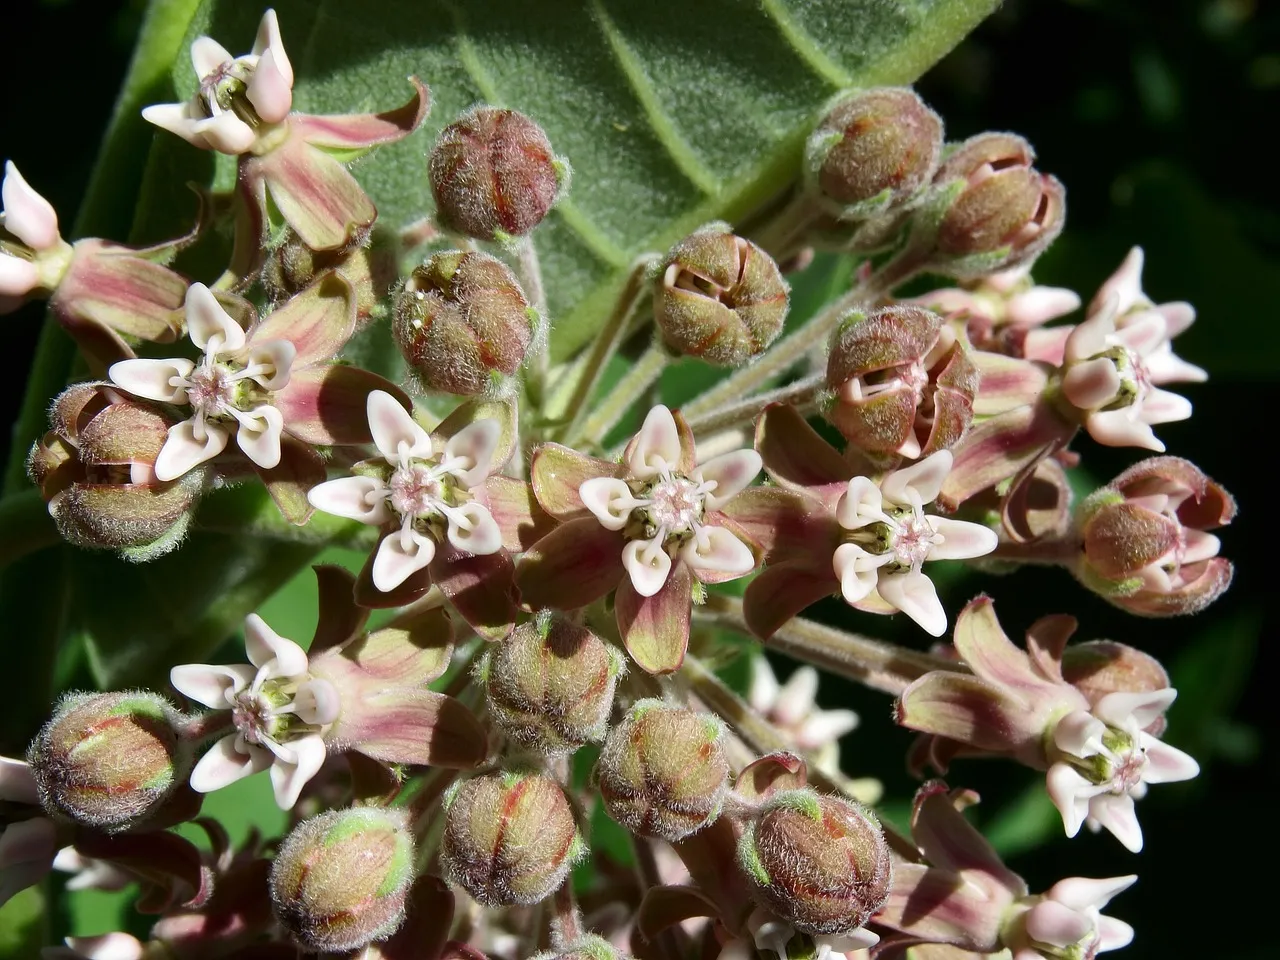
186,364 -> 236,415
231,689 -> 275,746
645,476 -> 704,534
388,463 -> 448,517
891,512 -> 941,570
200,59 -> 256,118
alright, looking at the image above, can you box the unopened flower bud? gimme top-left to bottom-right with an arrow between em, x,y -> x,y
595,701 -> 729,841
738,790 -> 891,936
270,807 -> 415,952
26,691 -> 187,832
654,225 -> 788,367
805,88 -> 943,217
1061,640 -> 1171,735
441,772 -> 584,906
824,305 -> 977,458
529,934 -> 622,960
481,616 -> 625,754
930,133 -> 1065,277
393,250 -> 538,396
264,235 -> 397,320
429,107 -> 565,240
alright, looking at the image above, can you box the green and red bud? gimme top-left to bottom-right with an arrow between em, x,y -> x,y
480,615 -> 625,755
429,107 -> 565,241
393,250 -> 538,396
654,225 -> 789,367
594,701 -> 729,842
440,771 -> 584,906
26,690 -> 188,832
737,790 -> 891,936
270,807 -> 415,953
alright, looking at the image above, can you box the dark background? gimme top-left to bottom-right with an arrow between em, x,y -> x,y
1,0 -> 1274,956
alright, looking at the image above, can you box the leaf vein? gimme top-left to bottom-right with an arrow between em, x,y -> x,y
758,0 -> 854,87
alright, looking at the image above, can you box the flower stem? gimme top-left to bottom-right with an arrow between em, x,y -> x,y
177,710 -> 234,744
551,881 -> 584,946
516,238 -> 550,407
989,536 -> 1081,566
683,372 -> 825,436
578,338 -> 669,449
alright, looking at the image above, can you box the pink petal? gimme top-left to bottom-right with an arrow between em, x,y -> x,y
251,10 -> 291,80
0,253 -> 38,296
716,486 -> 839,560
1065,296 -> 1117,362
833,542 -> 887,604
368,390 -> 431,464
0,758 -> 38,805
107,357 -> 194,403
835,476 -> 885,530
1025,900 -> 1092,948
681,525 -> 755,581
622,538 -> 673,597
141,102 -> 208,150
616,561 -> 693,675
626,404 -> 681,479
327,684 -> 486,770
1086,409 -> 1163,452
1115,309 -> 1168,357
1096,916 -> 1135,952
372,529 -> 437,593
1093,247 -> 1145,316
192,112 -> 257,155
481,475 -> 557,552
773,666 -> 818,726
697,449 -> 762,510
293,679 -> 340,726
742,560 -> 838,639
189,735 -> 271,793
1007,286 -> 1081,326
938,402 -> 1075,512
1092,689 -> 1176,730
430,546 -> 519,641
185,282 -> 246,353
234,404 -> 284,469
1045,763 -> 1093,837
515,519 -> 626,610
1062,357 -> 1122,411
290,78 -> 430,150
247,47 -> 292,124
972,352 -> 1051,417
882,450 -> 953,507
1087,793 -> 1143,852
926,516 -> 998,561
270,734 -> 325,809
253,433 -> 326,525
2,161 -> 59,249
443,417 -> 501,488
1146,348 -> 1207,385
154,419 -> 228,481
1048,875 -> 1137,913
255,138 -> 377,250
910,785 -> 1024,890
754,402 -> 849,490
877,570 -> 947,636
445,502 -> 502,555
1140,388 -> 1192,425
251,269 -> 357,365
189,36 -> 232,78
530,443 -> 617,518
276,365 -> 408,446
896,673 -> 1035,754
1138,735 -> 1200,784
169,663 -> 255,709
243,612 -> 308,677
874,862 -> 1005,950
579,477 -> 640,531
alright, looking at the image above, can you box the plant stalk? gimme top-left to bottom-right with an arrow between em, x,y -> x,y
578,339 -> 669,449
683,372 -> 825,436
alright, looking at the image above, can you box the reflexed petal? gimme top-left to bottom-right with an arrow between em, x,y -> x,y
515,519 -> 626,610
1095,916 -> 1136,953
743,560 -> 839,640
368,389 -> 431,464
1092,688 -> 1175,730
877,570 -> 947,636
697,449 -> 762,510
1145,347 -> 1206,384
446,501 -> 502,556
482,474 -> 557,552
293,679 -> 340,726
622,539 -> 673,598
235,404 -> 285,469
247,47 -> 293,123
443,417 -> 501,488
431,545 -> 518,641
106,357 -> 194,403
169,663 -> 255,708
192,113 -> 257,155
1088,793 -> 1143,852
627,404 -> 681,479
0,757 -> 38,805
896,673 -> 1037,754
616,561 -> 692,675
372,529 -> 437,592
251,269 -> 357,365
1049,875 -> 1137,913
1007,285 -> 1081,326
926,516 -> 998,561
2,161 -> 60,250
1140,388 -> 1192,424
531,443 -> 617,518
270,734 -> 326,810
1086,409 -> 1164,452
189,735 -> 271,793
60,934 -> 146,960
291,78 -> 429,150
189,36 -> 232,78
154,418 -> 229,481
754,401 -> 849,490
748,656 -> 780,712
307,475 -> 391,525
580,477 -> 642,531
257,137 -> 377,248
1138,735 -> 1200,784
882,450 -> 953,507
835,476 -> 884,530
141,102 -> 207,149
1025,900 -> 1092,948
681,525 -> 755,579
1045,763 -> 1093,837
833,542 -> 888,605
243,612 -> 309,677
275,365 -> 407,445
774,665 -> 819,726
185,282 -> 246,353
0,253 -> 38,297
243,338 -> 295,390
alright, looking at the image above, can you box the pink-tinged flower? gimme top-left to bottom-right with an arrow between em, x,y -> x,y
748,659 -> 858,770
171,614 -> 338,809
142,10 -> 428,255
1045,689 -> 1199,852
0,757 -> 57,908
41,933 -> 147,960
1,161 -> 71,303
517,404 -> 761,673
1002,875 -> 1137,960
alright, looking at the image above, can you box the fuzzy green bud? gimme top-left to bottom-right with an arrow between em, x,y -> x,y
26,691 -> 187,832
654,225 -> 788,367
529,934 -> 623,960
482,616 -> 624,754
441,772 -> 584,906
595,701 -> 729,842
270,807 -> 416,953
738,790 -> 892,936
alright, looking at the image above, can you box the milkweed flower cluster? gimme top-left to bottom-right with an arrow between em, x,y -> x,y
1,10 -> 1235,960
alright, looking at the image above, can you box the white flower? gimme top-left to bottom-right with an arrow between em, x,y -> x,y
746,904 -> 878,960
580,404 -> 760,597
1045,689 -> 1199,853
109,283 -> 295,480
41,933 -> 146,960
142,9 -> 293,155
1010,875 -> 1137,960
832,450 -> 998,637
307,390 -> 503,592
748,658 -> 858,765
170,613 -> 339,810
1,162 -> 72,306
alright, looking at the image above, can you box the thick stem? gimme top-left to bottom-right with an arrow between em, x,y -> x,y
516,239 -> 550,407
551,881 -> 584,947
578,339 -> 669,448
749,189 -> 826,263
0,491 -> 60,570
990,536 -> 1081,566
683,373 -> 825,436
176,710 -> 235,744
632,835 -> 689,960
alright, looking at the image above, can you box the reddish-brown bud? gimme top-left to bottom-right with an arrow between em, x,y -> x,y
393,250 -> 538,396
654,225 -> 788,367
441,772 -> 584,906
270,807 -> 415,952
737,790 -> 891,936
594,701 -> 729,841
26,691 -> 188,832
930,133 -> 1065,277
429,107 -> 564,240
264,235 -> 396,320
824,305 -> 977,458
805,88 -> 943,217
481,616 -> 625,754
1061,640 -> 1171,735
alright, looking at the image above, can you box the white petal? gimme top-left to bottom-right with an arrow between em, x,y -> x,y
1092,688 -> 1176,730
1007,286 -> 1081,326
1138,735 -> 1200,784
169,663 -> 255,708
926,516 -> 998,561
189,735 -> 271,793
797,709 -> 859,749
881,450 -> 953,507
1088,793 -> 1143,852
1048,875 -> 1137,913
1158,301 -> 1195,338
191,113 -> 257,155
833,543 -> 888,605
1139,388 -> 1192,425
1114,310 -> 1167,357
243,613 -> 308,677
446,501 -> 503,555
372,529 -> 436,592
1052,710 -> 1106,758
61,934 -> 146,960
2,162 -> 60,250
269,734 -> 326,809
444,417 -> 501,488
621,538 -> 672,598
107,357 -> 195,404
835,476 -> 884,530
243,338 -> 295,391
185,282 -> 246,353
252,9 -> 293,84
876,570 -> 947,636
1045,763 -> 1093,838
189,36 -> 233,78
141,102 -> 210,149
747,656 -> 780,713
0,758 -> 37,805
580,477 -> 642,531
1062,357 -> 1122,411
681,525 -> 755,578
293,679 -> 340,726
1095,916 -> 1136,952
819,927 -> 879,954
154,419 -> 229,481
774,666 -> 819,726
0,253 -> 39,297
1145,348 -> 1207,385
307,475 -> 391,525
696,449 -> 762,510
1066,295 -> 1118,361
1182,529 -> 1220,564
247,47 -> 293,124
1099,247 -> 1146,316
1086,409 -> 1164,452
627,404 -> 681,479
1025,900 -> 1092,949
368,390 -> 432,465
234,405 -> 284,469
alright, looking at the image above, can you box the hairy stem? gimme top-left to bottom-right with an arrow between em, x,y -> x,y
989,536 -> 1081,565
517,238 -> 550,407
683,372 -> 825,436
551,880 -> 585,946
578,339 -> 669,448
